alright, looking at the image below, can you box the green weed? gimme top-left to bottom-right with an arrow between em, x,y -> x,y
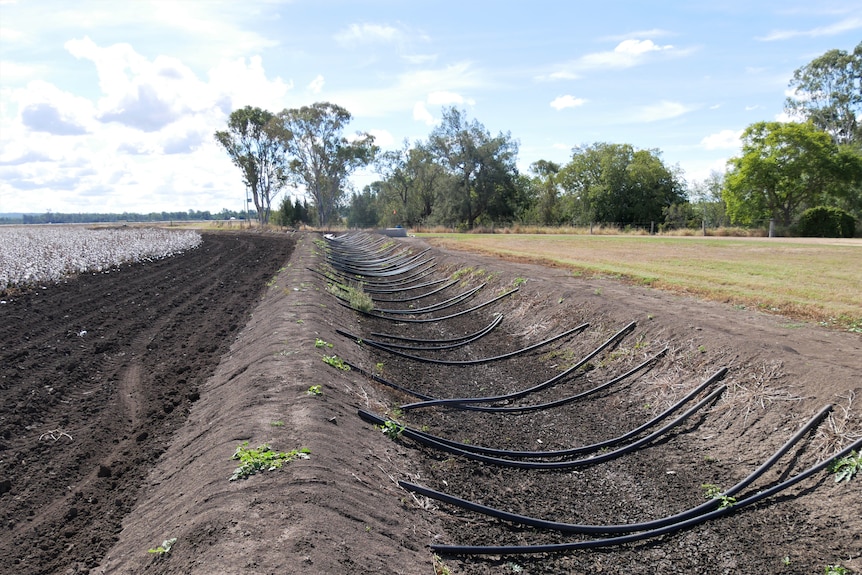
701,483 -> 736,509
148,537 -> 177,557
229,442 -> 310,481
314,338 -> 333,348
379,420 -> 405,440
307,385 -> 322,396
829,450 -> 861,483
322,355 -> 350,371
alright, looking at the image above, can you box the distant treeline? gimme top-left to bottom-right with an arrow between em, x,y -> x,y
4,208 -> 256,225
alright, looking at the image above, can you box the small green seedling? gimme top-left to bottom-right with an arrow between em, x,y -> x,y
307,385 -> 322,396
701,483 -> 736,509
270,420 -> 285,427
322,355 -> 350,371
824,565 -> 849,575
148,537 -> 177,557
513,277 -> 527,287
379,420 -> 405,440
314,338 -> 333,348
829,450 -> 861,483
230,442 -> 310,481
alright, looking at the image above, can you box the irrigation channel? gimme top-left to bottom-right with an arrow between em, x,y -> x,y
316,232 -> 861,559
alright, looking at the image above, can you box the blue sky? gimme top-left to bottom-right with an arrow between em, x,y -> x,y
1,0 -> 860,214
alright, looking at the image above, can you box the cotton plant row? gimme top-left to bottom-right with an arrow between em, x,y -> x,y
0,226 -> 202,291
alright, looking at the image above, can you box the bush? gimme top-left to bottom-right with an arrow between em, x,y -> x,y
797,206 -> 856,238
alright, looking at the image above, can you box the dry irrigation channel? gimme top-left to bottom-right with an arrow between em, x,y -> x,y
318,231 -> 861,575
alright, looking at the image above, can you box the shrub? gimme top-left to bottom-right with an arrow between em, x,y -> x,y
797,206 -> 856,238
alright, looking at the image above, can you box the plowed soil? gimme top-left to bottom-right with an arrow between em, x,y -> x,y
0,230 -> 859,575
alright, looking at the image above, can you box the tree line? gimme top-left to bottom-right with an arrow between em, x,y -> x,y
217,42 -> 861,236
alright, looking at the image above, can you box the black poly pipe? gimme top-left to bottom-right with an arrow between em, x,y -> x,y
338,322 -> 590,366
399,321 -> 636,409
358,382 -> 725,469
398,404 -> 834,534
427,434 -> 862,555
392,362 -> 721,458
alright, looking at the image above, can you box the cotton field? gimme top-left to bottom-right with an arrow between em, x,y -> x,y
0,226 -> 202,291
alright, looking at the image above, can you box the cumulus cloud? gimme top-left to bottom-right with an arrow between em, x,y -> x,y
630,100 -> 691,122
700,129 -> 743,150
335,23 -> 402,45
757,15 -> 862,41
427,90 -> 473,106
98,84 -> 180,132
308,74 -> 325,94
413,101 -> 435,125
580,39 -> 675,69
550,95 -> 586,110
21,102 -> 88,135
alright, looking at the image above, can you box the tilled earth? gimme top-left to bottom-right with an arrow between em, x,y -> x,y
0,230 -> 859,575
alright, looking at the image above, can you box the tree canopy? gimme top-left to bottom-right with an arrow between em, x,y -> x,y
722,121 -> 858,226
276,102 -> 377,227
785,41 -> 862,146
428,107 -> 521,229
214,106 -> 288,225
558,143 -> 685,226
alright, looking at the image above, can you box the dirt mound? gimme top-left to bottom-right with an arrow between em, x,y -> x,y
2,231 -> 859,574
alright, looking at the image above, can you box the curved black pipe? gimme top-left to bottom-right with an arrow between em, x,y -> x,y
427,434 -> 862,555
371,277 -> 461,302
359,383 -> 725,469
394,363 -> 722,458
400,322 -> 636,409
398,404 -> 833,534
345,287 -> 520,323
371,284 -> 485,315
362,315 -> 504,352
370,314 -> 504,345
455,347 -> 667,414
339,322 -> 589,366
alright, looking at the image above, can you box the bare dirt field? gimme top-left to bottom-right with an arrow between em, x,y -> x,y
1,230 -> 859,575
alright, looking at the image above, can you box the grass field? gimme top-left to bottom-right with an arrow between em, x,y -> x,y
419,233 -> 862,331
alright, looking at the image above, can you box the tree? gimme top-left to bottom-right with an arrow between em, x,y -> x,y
558,143 -> 685,227
528,160 -> 562,225
428,107 -> 520,229
214,106 -> 287,225
688,171 -> 728,228
785,42 -> 861,145
722,121 -> 856,227
275,102 -> 377,227
347,185 -> 382,228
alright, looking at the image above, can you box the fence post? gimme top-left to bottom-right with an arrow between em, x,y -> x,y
769,219 -> 775,238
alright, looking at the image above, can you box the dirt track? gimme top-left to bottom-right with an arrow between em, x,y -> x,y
1,230 -> 860,574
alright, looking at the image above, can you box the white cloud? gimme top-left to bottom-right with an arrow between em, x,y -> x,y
427,90 -> 472,106
550,95 -> 586,111
335,23 -> 402,45
758,16 -> 862,41
413,101 -> 435,125
580,39 -> 675,69
367,129 -> 394,147
630,100 -> 691,122
700,129 -> 742,150
308,74 -> 325,94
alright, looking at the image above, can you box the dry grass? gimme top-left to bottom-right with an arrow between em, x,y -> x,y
811,390 -> 862,459
417,233 -> 862,329
711,360 -> 804,429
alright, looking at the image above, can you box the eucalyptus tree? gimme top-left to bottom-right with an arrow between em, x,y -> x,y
529,159 -> 563,225
785,42 -> 861,146
427,107 -> 520,229
559,143 -> 685,227
722,121 -> 860,227
275,102 -> 377,227
214,106 -> 288,225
